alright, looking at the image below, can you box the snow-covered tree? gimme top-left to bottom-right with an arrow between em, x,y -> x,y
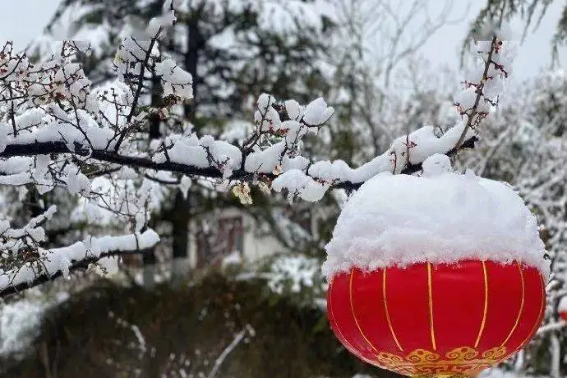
460,69 -> 567,378
0,0 -> 513,297
268,0 -> 467,260
325,0 -> 463,165
27,0 -> 336,270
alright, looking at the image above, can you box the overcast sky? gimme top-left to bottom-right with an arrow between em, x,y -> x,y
0,0 -> 565,84
422,0 -> 567,83
0,0 -> 59,48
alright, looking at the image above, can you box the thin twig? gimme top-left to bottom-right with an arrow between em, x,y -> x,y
454,36 -> 498,150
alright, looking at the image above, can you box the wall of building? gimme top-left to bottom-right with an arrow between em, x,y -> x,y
188,207 -> 288,268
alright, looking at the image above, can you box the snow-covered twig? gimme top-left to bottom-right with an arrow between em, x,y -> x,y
536,320 -> 567,335
454,36 -> 500,149
550,332 -> 561,378
207,325 -> 254,378
0,228 -> 159,298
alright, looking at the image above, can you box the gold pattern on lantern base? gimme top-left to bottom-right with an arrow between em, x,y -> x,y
373,346 -> 507,377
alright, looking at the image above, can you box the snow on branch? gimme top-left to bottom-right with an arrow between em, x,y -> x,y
0,4 -> 514,295
270,34 -> 513,200
0,212 -> 160,298
0,33 -> 512,196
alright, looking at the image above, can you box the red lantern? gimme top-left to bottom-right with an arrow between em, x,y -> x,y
327,260 -> 545,377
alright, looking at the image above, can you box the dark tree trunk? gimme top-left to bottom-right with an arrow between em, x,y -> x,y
183,13 -> 201,123
171,13 -> 203,262
142,72 -> 162,267
142,68 -> 163,286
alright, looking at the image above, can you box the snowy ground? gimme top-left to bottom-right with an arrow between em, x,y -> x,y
0,290 -> 68,359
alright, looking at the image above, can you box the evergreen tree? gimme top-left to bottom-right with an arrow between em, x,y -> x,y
29,0 -> 335,272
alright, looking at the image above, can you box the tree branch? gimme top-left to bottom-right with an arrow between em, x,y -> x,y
0,135 -> 477,191
455,36 -> 498,150
0,248 -> 137,298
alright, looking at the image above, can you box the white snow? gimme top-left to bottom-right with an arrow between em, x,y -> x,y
0,298 -> 46,358
0,230 -> 160,291
155,58 -> 193,100
266,255 -> 322,295
0,290 -> 70,359
323,155 -> 548,279
302,97 -> 334,126
221,251 -> 242,268
558,296 -> 567,313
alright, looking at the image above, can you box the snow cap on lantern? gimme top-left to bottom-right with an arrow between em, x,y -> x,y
325,155 -> 548,378
324,154 -> 548,278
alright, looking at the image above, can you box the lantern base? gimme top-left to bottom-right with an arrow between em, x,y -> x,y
369,346 -> 507,377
